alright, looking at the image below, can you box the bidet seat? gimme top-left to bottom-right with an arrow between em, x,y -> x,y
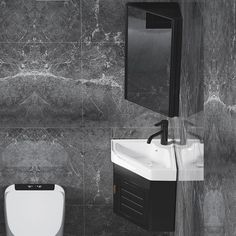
4,184 -> 65,236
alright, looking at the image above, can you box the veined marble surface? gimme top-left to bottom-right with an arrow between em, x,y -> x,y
203,1 -> 236,236
0,0 -> 235,235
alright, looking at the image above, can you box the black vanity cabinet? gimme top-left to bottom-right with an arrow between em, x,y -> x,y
113,165 -> 177,232
125,3 -> 182,117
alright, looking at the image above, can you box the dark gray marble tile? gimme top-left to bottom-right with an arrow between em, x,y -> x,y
83,128 -> 112,205
82,85 -> 165,128
0,41 -> 82,85
205,100 -> 236,166
202,0 -> 236,168
0,228 -> 4,236
203,93 -> 236,235
0,42 -> 82,126
81,42 -> 124,127
81,43 -> 124,87
85,205 -> 172,236
0,128 -> 84,204
221,172 -> 236,236
64,205 -> 84,236
0,0 -> 81,43
203,0 -> 236,109
203,169 -> 236,236
203,0 -> 236,110
81,0 -> 165,44
0,195 -> 4,235
178,1 -> 204,117
215,0 -> 236,108
175,181 -> 204,236
82,0 -> 125,43
81,84 -> 121,127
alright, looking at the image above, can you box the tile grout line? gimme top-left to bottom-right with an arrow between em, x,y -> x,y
0,41 -> 125,44
0,126 -> 189,128
80,0 -> 86,235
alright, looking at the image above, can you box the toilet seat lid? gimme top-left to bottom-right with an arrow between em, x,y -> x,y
5,185 -> 65,236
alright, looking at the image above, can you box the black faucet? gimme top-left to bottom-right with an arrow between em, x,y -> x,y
147,120 -> 168,145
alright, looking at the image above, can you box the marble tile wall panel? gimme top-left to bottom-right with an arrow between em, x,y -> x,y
84,205 -> 175,236
81,0 -> 125,44
81,42 -> 124,127
175,181 -> 204,236
83,128 -> 112,205
0,42 -> 83,126
0,0 -> 81,43
203,0 -> 236,236
0,0 -> 83,126
178,0 -> 204,118
202,167 -> 236,236
0,189 -> 4,236
64,205 -> 84,236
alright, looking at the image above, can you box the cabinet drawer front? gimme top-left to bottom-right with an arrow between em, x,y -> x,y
120,202 -> 144,220
121,195 -> 144,213
118,179 -> 148,225
122,181 -> 146,198
121,187 -> 144,206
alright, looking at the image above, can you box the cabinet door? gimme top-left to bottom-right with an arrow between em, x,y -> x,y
114,177 -> 149,228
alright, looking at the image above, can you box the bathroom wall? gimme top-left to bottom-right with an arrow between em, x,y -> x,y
203,0 -> 236,235
178,0 -> 236,235
0,0 -> 204,235
0,0 -> 165,235
0,0 -> 235,236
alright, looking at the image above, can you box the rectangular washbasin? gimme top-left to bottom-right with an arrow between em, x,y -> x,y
111,139 -> 177,181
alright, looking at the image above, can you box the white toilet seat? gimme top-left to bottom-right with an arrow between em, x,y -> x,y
4,184 -> 65,236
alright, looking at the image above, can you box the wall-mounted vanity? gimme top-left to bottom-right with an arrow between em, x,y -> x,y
111,139 -> 177,231
111,138 -> 204,231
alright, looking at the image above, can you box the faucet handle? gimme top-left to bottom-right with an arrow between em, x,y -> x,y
154,120 -> 168,128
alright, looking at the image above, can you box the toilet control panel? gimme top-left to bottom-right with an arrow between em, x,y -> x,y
15,184 -> 55,191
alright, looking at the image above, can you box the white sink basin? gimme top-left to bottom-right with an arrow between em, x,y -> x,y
175,139 -> 204,181
111,139 -> 177,181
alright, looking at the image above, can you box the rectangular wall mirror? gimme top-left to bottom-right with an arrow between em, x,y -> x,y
125,3 -> 182,117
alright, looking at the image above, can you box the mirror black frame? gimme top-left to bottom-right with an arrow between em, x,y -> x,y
125,2 -> 182,117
